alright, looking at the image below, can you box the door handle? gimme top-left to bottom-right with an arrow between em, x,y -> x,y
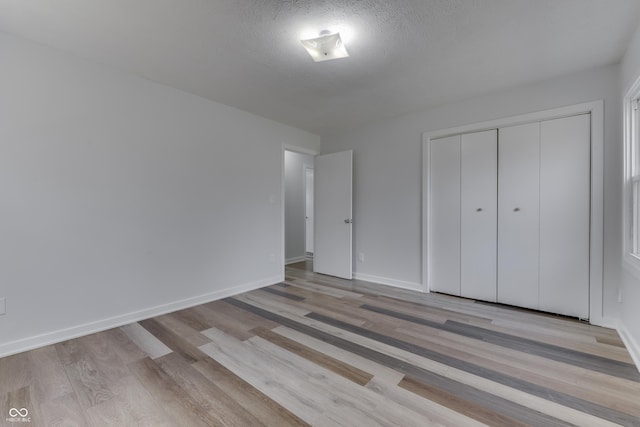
514,207 -> 521,212
344,219 -> 352,224
476,208 -> 483,212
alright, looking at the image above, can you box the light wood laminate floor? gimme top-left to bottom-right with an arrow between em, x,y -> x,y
1,261 -> 639,426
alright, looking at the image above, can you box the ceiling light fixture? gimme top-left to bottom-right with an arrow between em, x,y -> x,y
300,30 -> 349,62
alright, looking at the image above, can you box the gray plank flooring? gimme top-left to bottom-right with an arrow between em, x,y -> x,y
1,260 -> 639,426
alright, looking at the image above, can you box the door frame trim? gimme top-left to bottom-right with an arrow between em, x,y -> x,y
304,165 -> 315,255
422,100 -> 605,325
282,145 -> 319,280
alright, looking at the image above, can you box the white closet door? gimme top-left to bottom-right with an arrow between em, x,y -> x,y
539,114 -> 590,318
461,130 -> 498,301
429,135 -> 461,296
497,123 -> 540,309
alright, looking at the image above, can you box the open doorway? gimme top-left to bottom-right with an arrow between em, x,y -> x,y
284,149 -> 315,268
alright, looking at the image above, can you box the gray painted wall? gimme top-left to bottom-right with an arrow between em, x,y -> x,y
0,32 -> 320,356
322,63 -> 622,322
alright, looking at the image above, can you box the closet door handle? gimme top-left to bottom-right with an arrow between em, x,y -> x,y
476,208 -> 483,212
514,207 -> 521,212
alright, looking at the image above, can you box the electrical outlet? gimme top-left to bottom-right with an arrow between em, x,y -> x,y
358,252 -> 365,262
618,288 -> 623,303
0,298 -> 5,315
270,253 -> 276,263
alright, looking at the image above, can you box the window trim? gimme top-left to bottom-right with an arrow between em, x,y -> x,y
623,76 -> 640,273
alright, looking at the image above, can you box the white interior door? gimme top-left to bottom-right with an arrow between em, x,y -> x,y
539,114 -> 590,318
429,135 -> 461,295
305,167 -> 314,254
498,122 -> 540,309
314,150 -> 353,279
461,130 -> 498,302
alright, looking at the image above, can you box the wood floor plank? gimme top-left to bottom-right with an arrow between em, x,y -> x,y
201,327 -> 443,427
154,313 -> 212,347
199,332 -> 324,425
272,325 -> 405,385
4,386 -> 40,427
490,318 -> 633,363
596,334 -> 627,347
292,267 -> 612,344
279,282 -> 354,301
246,324 -> 570,426
232,292 -> 312,318
191,356 -> 310,427
250,326 -> 374,386
154,352 -> 265,426
102,327 -> 148,364
394,325 -> 640,415
0,351 -> 32,396
192,300 -> 276,341
367,292 -> 632,364
205,298 -> 281,331
400,375 -> 528,427
353,302 -> 640,407
304,310 -> 640,426
364,377 -> 487,427
259,286 -> 306,301
363,319 -> 607,426
138,318 -> 207,363
229,296 -> 640,426
120,322 -> 172,360
28,345 -> 74,402
2,262 -> 639,426
284,278 -> 365,299
55,339 -> 115,410
38,391 -> 89,427
79,331 -> 132,387
85,375 -> 174,427
361,303 -> 640,381
270,285 -> 375,326
170,307 -> 213,332
128,357 -> 215,427
445,319 -> 639,380
359,293 -> 494,327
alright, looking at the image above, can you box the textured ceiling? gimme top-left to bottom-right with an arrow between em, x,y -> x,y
1,0 -> 639,135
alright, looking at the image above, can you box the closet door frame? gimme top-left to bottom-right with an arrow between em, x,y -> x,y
422,100 -> 605,326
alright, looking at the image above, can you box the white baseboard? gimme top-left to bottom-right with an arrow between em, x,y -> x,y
285,256 -> 307,265
0,275 -> 282,358
353,272 -> 423,292
619,322 -> 640,373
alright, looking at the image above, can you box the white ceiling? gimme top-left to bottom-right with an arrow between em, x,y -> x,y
1,0 -> 639,135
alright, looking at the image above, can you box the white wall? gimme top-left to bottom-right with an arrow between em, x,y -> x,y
284,151 -> 314,263
322,63 -> 622,321
620,24 -> 640,368
0,32 -> 320,356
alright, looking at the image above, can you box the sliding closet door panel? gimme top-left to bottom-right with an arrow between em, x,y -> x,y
540,114 -> 590,318
429,136 -> 461,296
461,130 -> 498,302
497,123 -> 540,310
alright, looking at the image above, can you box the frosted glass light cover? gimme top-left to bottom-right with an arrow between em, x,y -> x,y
300,32 -> 349,62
